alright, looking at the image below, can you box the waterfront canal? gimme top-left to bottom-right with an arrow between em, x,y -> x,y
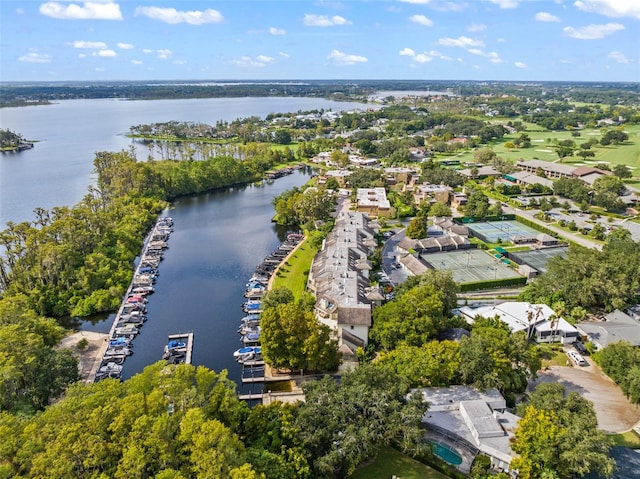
82,170 -> 311,385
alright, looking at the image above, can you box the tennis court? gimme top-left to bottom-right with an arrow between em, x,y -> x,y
509,246 -> 568,274
466,220 -> 540,244
422,249 -> 523,284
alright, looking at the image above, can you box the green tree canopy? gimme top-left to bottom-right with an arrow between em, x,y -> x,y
260,302 -> 340,372
294,364 -> 428,478
512,383 -> 614,479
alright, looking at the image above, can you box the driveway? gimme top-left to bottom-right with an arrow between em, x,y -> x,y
529,361 -> 640,433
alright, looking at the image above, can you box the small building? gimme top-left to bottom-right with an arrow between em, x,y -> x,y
458,166 -> 502,179
459,301 -> 579,344
324,169 -> 353,187
355,188 -> 392,217
577,309 -> 640,350
451,192 -> 468,208
384,167 -> 417,187
535,233 -> 558,247
413,183 -> 453,205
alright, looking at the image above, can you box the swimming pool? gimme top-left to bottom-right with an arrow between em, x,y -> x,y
431,441 -> 463,466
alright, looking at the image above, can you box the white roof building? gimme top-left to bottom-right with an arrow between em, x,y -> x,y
458,301 -> 579,344
414,386 -> 519,473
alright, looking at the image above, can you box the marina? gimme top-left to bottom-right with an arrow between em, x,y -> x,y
234,232 -> 305,400
93,216 -> 174,381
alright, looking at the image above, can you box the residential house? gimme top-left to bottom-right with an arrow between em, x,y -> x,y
415,386 -> 520,474
413,183 -> 453,206
577,309 -> 640,350
458,301 -> 579,344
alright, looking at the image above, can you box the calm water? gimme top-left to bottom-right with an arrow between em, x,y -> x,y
115,171 -> 310,383
0,96 -> 365,387
0,97 -> 366,226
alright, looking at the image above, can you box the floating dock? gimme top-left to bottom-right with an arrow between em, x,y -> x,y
165,332 -> 194,365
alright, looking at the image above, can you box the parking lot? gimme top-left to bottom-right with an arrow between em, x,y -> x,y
529,356 -> 640,433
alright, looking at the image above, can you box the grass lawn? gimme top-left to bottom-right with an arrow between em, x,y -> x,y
539,344 -> 569,368
436,122 -> 640,180
349,447 -> 453,479
271,236 -> 319,301
609,430 -> 640,449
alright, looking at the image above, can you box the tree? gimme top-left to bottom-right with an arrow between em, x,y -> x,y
294,364 -> 428,478
273,129 -> 292,145
458,318 -> 540,395
428,201 -> 452,218
370,277 -> 455,351
512,383 -> 615,478
405,216 -> 428,239
473,147 -> 497,164
375,341 -> 462,387
613,164 -> 632,178
465,191 -> 490,218
261,302 -> 339,371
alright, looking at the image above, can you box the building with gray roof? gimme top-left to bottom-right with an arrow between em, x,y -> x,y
578,309 -> 640,349
307,212 -> 380,355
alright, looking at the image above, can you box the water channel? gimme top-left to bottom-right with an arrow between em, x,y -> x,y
0,96 -> 366,387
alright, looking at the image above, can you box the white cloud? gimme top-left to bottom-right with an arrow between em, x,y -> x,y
131,59 -> 143,65
134,7 -> 223,25
485,0 -> 521,9
173,60 -> 187,65
574,0 -> 640,20
534,11 -> 561,22
39,1 -> 122,20
94,49 -> 116,57
608,51 -> 629,63
398,0 -> 431,3
233,55 -> 276,67
414,53 -> 433,63
326,49 -> 368,65
78,53 -> 86,58
16,8 -> 25,14
468,23 -> 486,32
408,14 -> 433,26
437,36 -> 484,48
399,47 -> 416,56
467,48 -> 502,63
303,14 -> 352,26
156,49 -> 172,59
269,27 -> 286,35
142,49 -> 153,54
18,52 -> 52,63
563,22 -> 624,39
515,61 -> 527,68
117,42 -> 134,50
69,40 -> 108,49
279,52 -> 290,58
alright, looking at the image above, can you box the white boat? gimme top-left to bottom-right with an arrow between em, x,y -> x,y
233,346 -> 261,358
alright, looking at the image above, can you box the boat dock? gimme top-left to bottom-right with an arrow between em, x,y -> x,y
94,216 -> 174,381
164,332 -> 194,365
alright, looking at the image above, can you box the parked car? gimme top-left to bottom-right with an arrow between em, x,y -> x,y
572,341 -> 588,355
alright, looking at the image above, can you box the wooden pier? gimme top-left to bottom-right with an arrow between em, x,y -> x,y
238,393 -> 264,401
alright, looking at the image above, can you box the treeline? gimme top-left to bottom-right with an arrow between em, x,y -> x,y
0,148 -> 277,318
520,232 -> 640,312
594,341 -> 640,404
0,360 -> 428,479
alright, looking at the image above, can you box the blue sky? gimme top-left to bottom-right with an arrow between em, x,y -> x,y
1,0 -> 638,82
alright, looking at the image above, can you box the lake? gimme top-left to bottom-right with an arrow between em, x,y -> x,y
0,96 -> 365,386
0,96 -> 367,226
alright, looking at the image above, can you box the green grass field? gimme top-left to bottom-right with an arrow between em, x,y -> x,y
271,237 -> 319,300
349,447 -> 453,479
437,123 -> 640,178
609,430 -> 640,449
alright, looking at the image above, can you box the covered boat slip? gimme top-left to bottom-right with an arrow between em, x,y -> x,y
164,332 -> 194,365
